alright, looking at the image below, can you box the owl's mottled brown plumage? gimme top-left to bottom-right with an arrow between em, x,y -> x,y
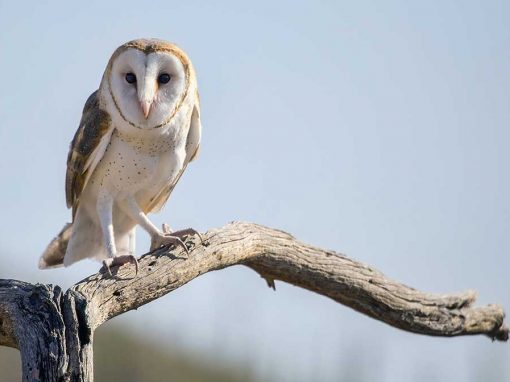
66,91 -> 112,217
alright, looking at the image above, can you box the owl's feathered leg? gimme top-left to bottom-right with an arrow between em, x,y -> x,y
118,198 -> 190,254
128,227 -> 136,256
97,194 -> 138,276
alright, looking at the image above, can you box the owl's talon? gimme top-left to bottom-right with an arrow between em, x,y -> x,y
102,259 -> 113,276
101,255 -> 139,276
151,233 -> 189,254
167,227 -> 203,243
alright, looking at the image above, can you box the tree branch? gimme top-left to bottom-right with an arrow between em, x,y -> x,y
0,281 -> 67,379
72,221 -> 508,341
0,221 -> 507,380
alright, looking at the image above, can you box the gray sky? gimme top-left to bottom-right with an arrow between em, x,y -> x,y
0,1 -> 509,381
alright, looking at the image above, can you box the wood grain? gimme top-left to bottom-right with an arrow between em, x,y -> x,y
0,222 -> 507,381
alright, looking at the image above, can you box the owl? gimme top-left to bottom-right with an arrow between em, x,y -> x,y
39,38 -> 202,274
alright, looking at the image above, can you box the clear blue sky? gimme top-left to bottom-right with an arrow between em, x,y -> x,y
0,1 -> 509,380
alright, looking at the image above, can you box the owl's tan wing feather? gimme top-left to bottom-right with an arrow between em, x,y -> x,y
66,91 -> 113,218
144,101 -> 201,214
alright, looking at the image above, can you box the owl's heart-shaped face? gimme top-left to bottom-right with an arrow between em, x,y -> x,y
106,41 -> 191,130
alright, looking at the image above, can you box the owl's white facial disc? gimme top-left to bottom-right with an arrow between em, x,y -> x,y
109,48 -> 187,129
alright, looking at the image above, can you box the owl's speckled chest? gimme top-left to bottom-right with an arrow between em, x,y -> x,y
88,127 -> 186,204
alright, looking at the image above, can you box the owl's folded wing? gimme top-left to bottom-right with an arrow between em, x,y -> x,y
65,90 -> 114,218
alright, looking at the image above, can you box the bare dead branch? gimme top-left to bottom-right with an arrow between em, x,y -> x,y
73,221 -> 508,341
0,221 -> 507,381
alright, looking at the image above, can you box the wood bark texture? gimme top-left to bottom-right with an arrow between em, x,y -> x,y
0,222 -> 507,381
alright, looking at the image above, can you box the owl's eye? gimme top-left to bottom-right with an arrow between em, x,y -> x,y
158,73 -> 171,84
125,73 -> 137,84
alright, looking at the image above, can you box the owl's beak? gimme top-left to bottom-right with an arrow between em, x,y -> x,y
140,100 -> 152,119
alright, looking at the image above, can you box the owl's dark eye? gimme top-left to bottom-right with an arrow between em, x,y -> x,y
125,72 -> 137,84
158,73 -> 171,84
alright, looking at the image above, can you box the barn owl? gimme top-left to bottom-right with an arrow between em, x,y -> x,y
39,38 -> 202,274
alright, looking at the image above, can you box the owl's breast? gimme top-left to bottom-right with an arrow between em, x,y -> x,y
88,129 -> 185,203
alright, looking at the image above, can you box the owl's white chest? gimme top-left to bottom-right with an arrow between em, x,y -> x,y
87,128 -> 186,205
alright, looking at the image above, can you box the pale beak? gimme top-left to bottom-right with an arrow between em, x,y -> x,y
140,100 -> 152,119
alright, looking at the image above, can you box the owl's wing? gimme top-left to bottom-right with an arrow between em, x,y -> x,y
66,90 -> 114,218
145,101 -> 202,214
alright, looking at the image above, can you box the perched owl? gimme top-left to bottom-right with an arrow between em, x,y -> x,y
39,38 -> 202,274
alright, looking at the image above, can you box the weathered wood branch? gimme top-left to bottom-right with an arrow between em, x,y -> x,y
0,221 -> 507,381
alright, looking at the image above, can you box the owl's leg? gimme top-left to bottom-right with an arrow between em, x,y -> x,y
118,198 -> 190,254
128,227 -> 136,256
97,194 -> 138,275
97,194 -> 116,258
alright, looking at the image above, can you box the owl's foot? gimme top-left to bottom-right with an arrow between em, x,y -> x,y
162,224 -> 204,244
150,224 -> 203,254
150,232 -> 189,254
102,255 -> 139,276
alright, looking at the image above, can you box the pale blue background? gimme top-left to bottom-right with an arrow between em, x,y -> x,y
0,1 -> 509,381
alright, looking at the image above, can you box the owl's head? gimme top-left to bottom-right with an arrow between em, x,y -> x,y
102,39 -> 196,130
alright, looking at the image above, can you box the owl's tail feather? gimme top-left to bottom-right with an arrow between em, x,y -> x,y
39,223 -> 73,269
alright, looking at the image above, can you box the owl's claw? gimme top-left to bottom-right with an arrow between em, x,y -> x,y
151,225 -> 203,254
161,224 -> 203,243
102,255 -> 139,276
150,233 -> 189,254
171,228 -> 204,244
